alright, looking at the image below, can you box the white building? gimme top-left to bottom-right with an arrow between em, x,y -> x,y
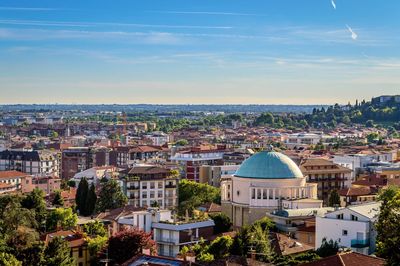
117,208 -> 172,233
284,133 -> 332,149
70,166 -> 118,187
333,153 -> 395,178
153,219 -> 215,257
144,132 -> 170,146
316,202 -> 380,255
221,151 -> 321,227
0,149 -> 60,177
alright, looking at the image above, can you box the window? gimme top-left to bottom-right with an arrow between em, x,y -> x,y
351,214 -> 358,221
257,189 -> 261,199
78,247 -> 83,257
158,191 -> 163,198
342,230 -> 348,236
150,182 -> 155,189
158,182 -> 163,189
150,191 -> 155,198
237,190 -> 240,196
251,189 -> 255,199
336,213 -> 344,219
142,192 -> 147,199
142,182 -> 147,189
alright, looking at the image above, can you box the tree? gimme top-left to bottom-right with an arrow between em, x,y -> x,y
108,229 -> 155,264
87,236 -> 107,257
0,252 -> 22,266
316,238 -> 339,257
207,235 -> 233,259
43,236 -> 75,266
175,139 -> 189,146
83,220 -> 106,237
328,190 -> 340,207
46,208 -> 78,231
52,190 -> 64,207
178,179 -> 220,215
21,188 -> 47,231
254,112 -> 274,126
210,213 -> 232,234
85,183 -> 97,216
76,177 -> 89,215
376,186 -> 400,265
95,179 -> 128,213
16,242 -> 45,266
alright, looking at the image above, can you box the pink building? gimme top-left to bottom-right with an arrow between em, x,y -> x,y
22,175 -> 61,195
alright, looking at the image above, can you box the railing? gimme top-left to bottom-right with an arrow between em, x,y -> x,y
156,238 -> 178,244
351,239 -> 370,248
165,184 -> 176,189
127,186 -> 140,190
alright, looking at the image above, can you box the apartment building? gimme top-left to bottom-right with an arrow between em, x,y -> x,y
171,146 -> 225,182
316,202 -> 380,255
0,149 -> 60,177
300,158 -> 352,205
124,166 -> 178,209
61,147 -> 93,180
199,164 -> 239,187
152,219 -> 215,257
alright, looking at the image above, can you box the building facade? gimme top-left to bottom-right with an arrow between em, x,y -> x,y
221,151 -> 321,228
300,158 -> 352,205
124,166 -> 178,209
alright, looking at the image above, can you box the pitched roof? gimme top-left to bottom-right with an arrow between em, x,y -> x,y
0,170 -> 30,179
128,166 -> 169,175
270,232 -> 314,256
96,205 -> 145,221
299,252 -> 385,266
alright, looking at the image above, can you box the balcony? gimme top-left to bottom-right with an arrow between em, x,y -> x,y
156,238 -> 179,245
127,186 -> 140,190
165,184 -> 176,189
351,239 -> 370,248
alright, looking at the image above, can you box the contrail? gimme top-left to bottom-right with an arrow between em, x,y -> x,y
346,24 -> 358,40
331,0 -> 336,10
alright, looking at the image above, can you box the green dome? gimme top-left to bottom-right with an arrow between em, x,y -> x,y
234,151 -> 303,179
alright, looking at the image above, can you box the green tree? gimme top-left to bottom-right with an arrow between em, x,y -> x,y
197,252 -> 214,263
95,179 -> 128,213
87,236 -> 107,257
328,190 -> 340,207
83,220 -> 106,237
0,252 -> 22,266
52,190 -> 64,207
76,177 -> 89,216
46,208 -> 78,231
43,236 -> 75,266
207,235 -> 233,259
21,188 -> 47,231
376,186 -> 400,265
85,183 -> 97,216
254,112 -> 274,126
175,139 -> 189,146
178,179 -> 220,215
316,238 -> 339,257
210,213 -> 232,234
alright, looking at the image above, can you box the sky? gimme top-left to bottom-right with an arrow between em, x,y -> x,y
0,0 -> 399,104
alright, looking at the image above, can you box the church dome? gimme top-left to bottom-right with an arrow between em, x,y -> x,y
234,151 -> 303,179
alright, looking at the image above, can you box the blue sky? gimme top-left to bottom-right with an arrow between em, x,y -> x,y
0,0 -> 399,104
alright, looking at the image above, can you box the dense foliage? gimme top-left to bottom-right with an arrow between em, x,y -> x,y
178,179 -> 220,215
95,179 -> 127,213
108,229 -> 155,264
376,186 -> 400,265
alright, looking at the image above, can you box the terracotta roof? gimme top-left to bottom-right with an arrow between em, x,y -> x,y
0,183 -> 16,189
338,187 -> 376,197
299,252 -> 385,266
0,170 -> 30,179
96,205 -> 145,221
270,232 -> 314,256
45,230 -> 86,248
128,166 -> 169,175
